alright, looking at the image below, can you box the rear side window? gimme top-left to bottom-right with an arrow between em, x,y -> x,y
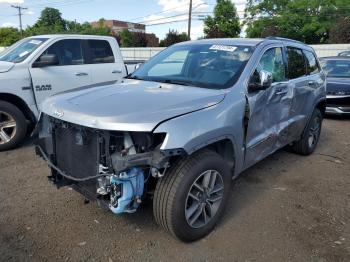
85,40 -> 115,64
303,50 -> 320,75
44,39 -> 84,66
286,47 -> 306,79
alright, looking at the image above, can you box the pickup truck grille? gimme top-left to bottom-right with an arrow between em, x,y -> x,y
54,123 -> 99,180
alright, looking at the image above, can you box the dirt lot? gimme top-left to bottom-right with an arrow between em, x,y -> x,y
0,117 -> 349,262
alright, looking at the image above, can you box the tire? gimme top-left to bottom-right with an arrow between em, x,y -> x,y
153,149 -> 231,242
0,101 -> 27,151
292,108 -> 323,155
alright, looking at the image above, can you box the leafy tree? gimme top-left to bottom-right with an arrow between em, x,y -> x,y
244,0 -> 350,44
119,29 -> 134,47
133,32 -> 148,47
0,27 -> 21,46
329,17 -> 350,43
26,7 -> 66,35
204,0 -> 241,38
159,30 -> 189,47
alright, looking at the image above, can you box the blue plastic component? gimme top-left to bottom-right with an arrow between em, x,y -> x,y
109,167 -> 144,214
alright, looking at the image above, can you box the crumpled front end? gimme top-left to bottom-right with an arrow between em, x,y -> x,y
35,114 -> 183,214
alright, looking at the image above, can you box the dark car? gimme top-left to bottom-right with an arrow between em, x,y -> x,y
338,50 -> 350,57
320,56 -> 350,115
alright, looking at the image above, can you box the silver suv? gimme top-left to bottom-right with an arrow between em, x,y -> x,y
35,37 -> 326,242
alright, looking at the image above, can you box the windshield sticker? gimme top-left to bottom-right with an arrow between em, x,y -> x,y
19,51 -> 30,57
29,40 -> 42,45
209,45 -> 237,52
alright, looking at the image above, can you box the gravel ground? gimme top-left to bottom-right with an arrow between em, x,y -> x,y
0,117 -> 349,262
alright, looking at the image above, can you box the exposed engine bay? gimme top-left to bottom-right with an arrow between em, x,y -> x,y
35,114 -> 183,214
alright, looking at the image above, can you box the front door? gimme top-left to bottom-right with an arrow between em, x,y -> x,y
244,46 -> 292,168
29,39 -> 92,108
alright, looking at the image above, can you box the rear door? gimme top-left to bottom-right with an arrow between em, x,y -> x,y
285,47 -> 322,140
84,39 -> 126,85
244,45 -> 292,167
29,39 -> 92,107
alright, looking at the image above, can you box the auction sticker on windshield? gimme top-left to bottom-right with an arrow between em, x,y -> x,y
209,45 -> 237,52
29,40 -> 43,45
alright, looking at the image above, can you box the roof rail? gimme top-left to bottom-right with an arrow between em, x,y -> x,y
265,36 -> 304,44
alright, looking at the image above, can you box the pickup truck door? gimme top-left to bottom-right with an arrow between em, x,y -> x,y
29,39 -> 92,108
84,39 -> 126,85
244,46 -> 292,168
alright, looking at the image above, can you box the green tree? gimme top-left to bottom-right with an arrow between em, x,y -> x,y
119,29 -> 134,47
245,0 -> 350,44
329,17 -> 350,43
26,7 -> 66,35
0,27 -> 21,46
204,0 -> 241,38
159,30 -> 189,47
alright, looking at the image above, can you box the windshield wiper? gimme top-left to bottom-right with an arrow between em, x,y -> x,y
125,75 -> 145,80
157,79 -> 197,87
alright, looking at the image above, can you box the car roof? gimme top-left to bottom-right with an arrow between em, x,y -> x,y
26,34 -> 115,40
175,37 -> 313,50
320,56 -> 350,60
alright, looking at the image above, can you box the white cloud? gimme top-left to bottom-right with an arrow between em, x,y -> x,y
25,10 -> 34,15
143,13 -> 189,25
180,24 -> 204,39
157,0 -> 208,13
1,22 -> 18,27
0,0 -> 24,3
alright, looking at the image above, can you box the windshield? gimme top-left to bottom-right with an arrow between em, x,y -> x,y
130,43 -> 254,89
0,38 -> 48,63
320,59 -> 350,78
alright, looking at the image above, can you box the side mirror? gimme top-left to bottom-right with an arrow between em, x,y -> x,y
248,70 -> 273,93
33,54 -> 59,68
134,62 -> 143,71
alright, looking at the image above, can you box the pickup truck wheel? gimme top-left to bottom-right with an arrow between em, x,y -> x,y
292,108 -> 323,155
153,150 -> 231,242
0,101 -> 27,151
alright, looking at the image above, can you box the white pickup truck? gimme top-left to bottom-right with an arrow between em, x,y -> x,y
0,34 -> 129,151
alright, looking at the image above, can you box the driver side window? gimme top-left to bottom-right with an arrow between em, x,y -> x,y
257,47 -> 286,83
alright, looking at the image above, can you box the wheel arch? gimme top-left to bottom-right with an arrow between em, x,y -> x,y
182,136 -> 236,177
0,93 -> 36,124
315,98 -> 326,117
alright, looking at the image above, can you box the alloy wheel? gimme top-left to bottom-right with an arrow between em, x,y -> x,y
0,111 -> 17,145
185,170 -> 224,228
308,115 -> 321,148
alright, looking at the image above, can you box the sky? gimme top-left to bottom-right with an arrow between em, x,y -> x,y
0,0 -> 247,40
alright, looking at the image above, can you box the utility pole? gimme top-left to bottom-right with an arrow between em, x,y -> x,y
188,0 -> 193,39
11,5 -> 27,36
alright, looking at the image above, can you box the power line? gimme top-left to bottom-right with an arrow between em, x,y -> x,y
11,5 -> 27,36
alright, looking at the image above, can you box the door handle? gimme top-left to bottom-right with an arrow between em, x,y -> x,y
75,72 -> 88,76
111,70 -> 122,74
275,90 -> 288,95
308,81 -> 316,87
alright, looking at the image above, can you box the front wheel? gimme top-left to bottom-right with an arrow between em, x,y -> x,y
0,101 -> 27,151
153,150 -> 231,242
291,108 -> 323,155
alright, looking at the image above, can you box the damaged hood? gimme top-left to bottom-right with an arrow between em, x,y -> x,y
0,61 -> 15,73
41,80 -> 226,131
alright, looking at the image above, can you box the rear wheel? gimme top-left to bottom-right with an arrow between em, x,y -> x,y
0,101 -> 27,151
153,150 -> 231,242
292,108 -> 323,155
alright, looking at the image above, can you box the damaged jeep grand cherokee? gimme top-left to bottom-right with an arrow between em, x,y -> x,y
35,38 -> 326,242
